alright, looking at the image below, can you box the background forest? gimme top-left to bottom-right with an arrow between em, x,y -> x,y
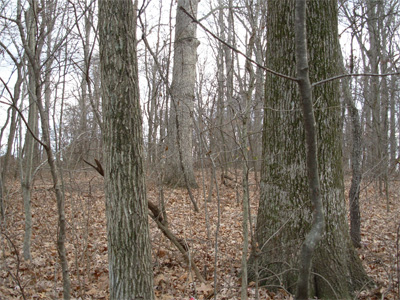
0,0 -> 400,299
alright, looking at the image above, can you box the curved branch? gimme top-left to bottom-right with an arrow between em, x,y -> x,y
312,71 -> 400,87
0,78 -> 47,149
179,6 -> 298,82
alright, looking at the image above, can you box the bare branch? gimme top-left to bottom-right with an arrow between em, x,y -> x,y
312,71 -> 400,87
0,77 -> 47,149
179,6 -> 298,82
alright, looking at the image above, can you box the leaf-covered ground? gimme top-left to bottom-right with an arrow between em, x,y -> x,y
0,170 -> 399,299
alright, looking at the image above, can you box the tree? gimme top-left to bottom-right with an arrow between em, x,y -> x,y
98,0 -> 155,299
164,0 -> 199,188
248,0 -> 370,298
339,47 -> 363,248
19,0 -> 72,296
20,0 -> 40,262
0,49 -> 22,222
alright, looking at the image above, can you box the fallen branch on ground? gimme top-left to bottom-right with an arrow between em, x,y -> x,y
84,159 -> 206,284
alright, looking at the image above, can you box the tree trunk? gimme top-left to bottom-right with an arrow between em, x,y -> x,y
98,0 -> 155,299
164,0 -> 199,188
0,59 -> 22,220
339,48 -> 362,248
20,2 -> 39,261
248,1 -> 370,298
294,1 -> 324,298
366,0 -> 383,187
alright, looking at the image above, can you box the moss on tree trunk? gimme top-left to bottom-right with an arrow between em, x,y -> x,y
248,1 -> 371,298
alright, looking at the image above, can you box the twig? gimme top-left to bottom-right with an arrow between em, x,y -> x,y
312,72 -> 400,87
179,7 -> 400,89
0,79 -> 46,149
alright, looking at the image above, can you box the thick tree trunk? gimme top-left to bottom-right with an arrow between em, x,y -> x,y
164,0 -> 199,188
248,1 -> 370,298
98,1 -> 155,299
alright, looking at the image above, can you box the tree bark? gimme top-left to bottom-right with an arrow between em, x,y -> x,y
248,0 -> 370,298
21,73 -> 36,261
339,47 -> 362,248
98,0 -> 155,299
294,1 -> 324,298
164,0 -> 199,188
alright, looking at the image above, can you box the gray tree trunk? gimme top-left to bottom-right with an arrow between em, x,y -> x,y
248,0 -> 370,298
98,0 -> 155,299
0,56 -> 22,220
366,0 -> 383,186
339,48 -> 363,248
389,74 -> 397,162
21,65 -> 36,261
164,0 -> 199,188
21,1 -> 39,261
294,1 -> 324,298
18,0 -> 71,297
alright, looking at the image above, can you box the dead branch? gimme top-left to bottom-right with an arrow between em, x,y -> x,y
85,158 -> 206,283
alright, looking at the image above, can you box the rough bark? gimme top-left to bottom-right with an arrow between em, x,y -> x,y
164,0 -> 199,188
248,0 -> 370,298
339,48 -> 362,248
365,0 -> 383,183
86,157 -> 206,284
98,0 -> 155,299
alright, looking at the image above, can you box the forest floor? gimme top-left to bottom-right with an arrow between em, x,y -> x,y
0,169 -> 399,299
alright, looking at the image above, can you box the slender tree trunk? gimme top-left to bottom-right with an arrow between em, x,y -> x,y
239,30 -> 256,300
366,0 -> 383,188
389,74 -> 397,163
38,102 -> 71,300
21,2 -> 38,261
215,0 -> 228,176
339,48 -> 362,248
20,0 -> 71,297
2,63 -> 22,181
294,1 -> 324,298
21,84 -> 36,261
99,0 -> 155,298
78,4 -> 92,163
0,61 -> 22,220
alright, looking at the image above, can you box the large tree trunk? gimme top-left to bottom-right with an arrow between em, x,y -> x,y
98,1 -> 155,299
164,0 -> 199,188
248,1 -> 370,298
